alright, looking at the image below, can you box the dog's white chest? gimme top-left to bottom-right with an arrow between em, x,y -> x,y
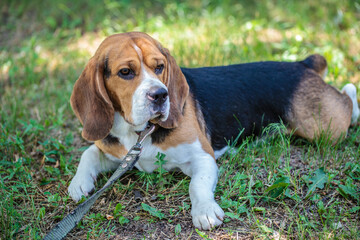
108,112 -> 214,176
132,139 -> 194,175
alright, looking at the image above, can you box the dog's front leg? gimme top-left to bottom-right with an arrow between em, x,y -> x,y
188,154 -> 225,230
68,144 -> 119,202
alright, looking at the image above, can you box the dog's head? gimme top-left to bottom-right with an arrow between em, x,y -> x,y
70,32 -> 189,141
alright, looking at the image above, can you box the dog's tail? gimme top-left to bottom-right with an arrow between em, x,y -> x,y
301,54 -> 328,79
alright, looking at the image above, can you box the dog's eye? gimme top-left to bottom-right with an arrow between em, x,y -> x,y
155,64 -> 164,75
118,68 -> 135,80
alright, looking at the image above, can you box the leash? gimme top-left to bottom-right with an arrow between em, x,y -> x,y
43,124 -> 155,240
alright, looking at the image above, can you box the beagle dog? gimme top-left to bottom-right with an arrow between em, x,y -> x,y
68,32 -> 359,230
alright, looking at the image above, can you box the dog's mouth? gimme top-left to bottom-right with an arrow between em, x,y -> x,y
149,113 -> 163,122
133,113 -> 160,130
129,103 -> 169,134
134,121 -> 150,135
149,106 -> 169,122
134,113 -> 166,135
131,113 -> 164,134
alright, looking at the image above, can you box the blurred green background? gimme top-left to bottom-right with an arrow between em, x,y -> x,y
2,0 -> 359,124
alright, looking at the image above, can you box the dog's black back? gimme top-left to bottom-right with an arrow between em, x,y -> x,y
181,58 -> 323,150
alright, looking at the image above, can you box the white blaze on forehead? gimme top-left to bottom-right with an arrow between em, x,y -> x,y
130,43 -> 169,126
132,44 -> 143,61
132,43 -> 154,80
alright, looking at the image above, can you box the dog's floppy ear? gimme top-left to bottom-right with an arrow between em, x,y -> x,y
158,48 -> 189,129
70,57 -> 114,141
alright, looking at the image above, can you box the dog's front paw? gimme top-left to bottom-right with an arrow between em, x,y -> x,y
68,173 -> 96,202
191,201 -> 225,230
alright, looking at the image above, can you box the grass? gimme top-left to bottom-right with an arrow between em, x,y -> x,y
1,0 -> 359,239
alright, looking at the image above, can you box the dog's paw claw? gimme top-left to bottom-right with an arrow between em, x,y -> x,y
68,174 -> 95,202
191,201 -> 224,230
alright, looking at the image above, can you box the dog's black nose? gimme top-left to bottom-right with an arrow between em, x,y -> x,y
147,88 -> 168,105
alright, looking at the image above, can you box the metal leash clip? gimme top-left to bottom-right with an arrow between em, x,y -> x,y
137,123 -> 156,145
121,124 -> 155,169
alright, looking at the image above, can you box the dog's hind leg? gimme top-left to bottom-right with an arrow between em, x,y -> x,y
288,76 -> 353,142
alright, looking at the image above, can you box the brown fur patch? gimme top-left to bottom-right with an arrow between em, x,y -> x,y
70,57 -> 114,141
301,54 -> 327,76
95,140 -> 128,159
194,99 -> 211,142
155,96 -> 214,158
287,74 -> 352,142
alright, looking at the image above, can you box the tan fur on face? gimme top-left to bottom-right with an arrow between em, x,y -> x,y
102,34 -> 168,124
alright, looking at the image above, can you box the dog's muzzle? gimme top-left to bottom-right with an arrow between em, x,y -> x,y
147,87 -> 169,117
